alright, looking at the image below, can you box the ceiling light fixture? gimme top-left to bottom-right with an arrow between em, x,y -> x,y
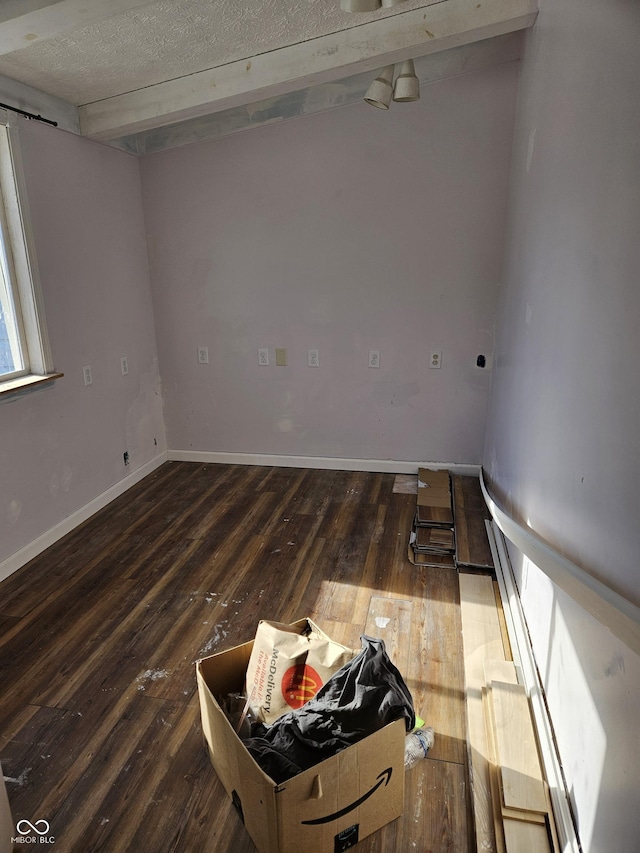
363,65 -> 395,110
364,60 -> 420,109
392,59 -> 420,102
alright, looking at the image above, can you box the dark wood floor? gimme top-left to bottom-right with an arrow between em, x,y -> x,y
0,462 -> 473,852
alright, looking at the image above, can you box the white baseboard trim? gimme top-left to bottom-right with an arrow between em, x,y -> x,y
0,452 -> 168,585
485,520 -> 581,853
167,449 -> 481,477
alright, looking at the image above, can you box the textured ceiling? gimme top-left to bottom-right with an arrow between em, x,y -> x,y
0,0 -> 438,106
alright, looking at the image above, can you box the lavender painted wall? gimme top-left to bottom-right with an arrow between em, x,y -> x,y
484,0 -> 640,849
0,120 -> 165,568
140,63 -> 518,466
483,0 -> 640,607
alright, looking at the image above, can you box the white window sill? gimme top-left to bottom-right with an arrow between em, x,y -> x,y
0,371 -> 64,397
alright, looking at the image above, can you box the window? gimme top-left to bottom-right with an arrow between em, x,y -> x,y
0,112 -> 60,394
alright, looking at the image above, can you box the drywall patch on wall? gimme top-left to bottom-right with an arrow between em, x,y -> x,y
602,653 -> 625,680
526,127 -> 536,172
370,378 -> 420,409
124,368 -> 166,469
49,464 -> 73,498
7,499 -> 22,525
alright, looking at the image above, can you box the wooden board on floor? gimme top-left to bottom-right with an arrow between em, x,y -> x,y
483,682 -> 546,830
415,503 -> 455,527
490,680 -> 547,815
453,475 -> 494,569
503,817 -> 552,853
415,526 -> 455,552
459,572 -> 509,853
483,685 -> 507,853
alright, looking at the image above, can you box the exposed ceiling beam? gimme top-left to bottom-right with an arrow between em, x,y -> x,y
0,71 -> 79,132
0,0 -> 157,56
129,32 -> 524,155
79,0 -> 538,142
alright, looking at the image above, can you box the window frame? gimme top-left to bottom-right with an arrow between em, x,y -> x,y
0,112 -> 61,396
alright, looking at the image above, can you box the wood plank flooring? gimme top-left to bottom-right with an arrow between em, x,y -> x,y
0,462 -> 473,852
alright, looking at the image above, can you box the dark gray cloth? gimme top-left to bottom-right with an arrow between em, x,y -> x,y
243,635 -> 415,783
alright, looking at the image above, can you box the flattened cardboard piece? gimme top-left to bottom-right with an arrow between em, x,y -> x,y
417,487 -> 452,509
196,620 -> 405,853
417,469 -> 451,510
418,468 -> 450,490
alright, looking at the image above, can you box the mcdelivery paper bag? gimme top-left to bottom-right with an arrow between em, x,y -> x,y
245,620 -> 355,725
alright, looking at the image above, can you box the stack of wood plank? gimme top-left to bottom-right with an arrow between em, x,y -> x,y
408,468 -> 455,567
484,661 -> 559,852
459,573 -> 559,853
452,474 -> 494,570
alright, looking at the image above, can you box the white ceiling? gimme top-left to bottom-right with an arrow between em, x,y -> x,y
0,0 -> 440,105
0,0 -> 537,152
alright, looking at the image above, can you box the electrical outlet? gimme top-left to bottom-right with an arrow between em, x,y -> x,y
258,348 -> 269,366
308,349 -> 319,368
429,350 -> 442,369
368,350 -> 380,369
82,365 -> 92,386
120,356 -> 129,376
197,346 -> 209,364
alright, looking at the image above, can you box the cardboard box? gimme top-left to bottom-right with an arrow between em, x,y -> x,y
196,621 -> 405,853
